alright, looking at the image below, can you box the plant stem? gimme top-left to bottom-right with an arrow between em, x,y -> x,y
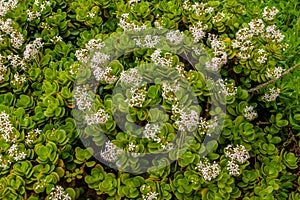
248,63 -> 300,92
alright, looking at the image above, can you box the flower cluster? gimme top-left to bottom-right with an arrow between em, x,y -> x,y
0,111 -> 27,169
216,79 -> 237,97
85,38 -> 104,51
0,111 -> 15,143
263,6 -> 279,21
129,0 -> 140,5
7,144 -> 27,163
225,145 -> 250,176
189,21 -> 208,43
166,30 -> 184,45
263,24 -> 285,43
243,105 -> 258,121
85,108 -> 109,125
11,72 -> 27,85
118,13 -> 147,31
150,49 -> 173,68
126,86 -> 147,107
73,86 -> 94,111
25,128 -> 41,144
198,116 -> 218,136
26,1 -> 51,22
143,123 -> 161,143
153,21 -> 164,30
142,191 -> 159,200
266,66 -> 285,79
233,28 -> 254,60
0,18 -> 24,49
256,48 -> 268,64
206,34 -> 227,71
120,68 -> 143,86
128,142 -> 136,152
143,123 -> 174,151
195,157 -> 221,181
23,38 -> 44,60
232,8 -> 284,61
93,66 -> 117,84
184,1 -> 214,16
100,141 -> 123,162
134,35 -> 160,48
7,54 -> 25,69
74,49 -> 89,63
0,0 -> 18,17
263,87 -> 281,102
48,185 -> 71,200
175,109 -> 199,132
162,82 -> 180,102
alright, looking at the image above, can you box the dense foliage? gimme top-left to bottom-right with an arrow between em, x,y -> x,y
0,0 -> 300,199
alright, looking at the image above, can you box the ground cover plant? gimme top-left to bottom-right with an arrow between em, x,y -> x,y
0,0 -> 300,199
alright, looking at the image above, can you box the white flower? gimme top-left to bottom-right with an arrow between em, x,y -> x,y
128,143 -> 136,151
129,0 -> 140,4
236,28 -> 253,42
10,31 -> 24,48
192,47 -> 202,55
0,111 -> 15,142
266,66 -> 284,79
85,38 -> 104,51
143,35 -> 160,48
195,158 -> 221,181
189,21 -> 207,43
73,86 -> 94,111
142,191 -> 159,200
150,49 -> 173,68
120,68 -> 143,86
263,87 -> 280,102
263,25 -> 285,43
23,38 -> 43,60
100,141 -> 123,162
224,144 -> 250,176
205,7 -> 214,13
126,87 -> 147,107
216,79 -> 237,97
257,54 -> 267,64
162,82 -> 180,102
263,6 -> 279,21
166,30 -> 184,45
227,160 -> 240,176
118,13 -> 146,31
0,0 -> 18,16
212,12 -> 225,23
40,4 -> 46,11
205,34 -> 227,71
248,19 -> 265,35
258,48 -> 265,54
143,123 -> 161,143
198,116 -> 218,136
34,128 -> 42,134
92,66 -> 117,84
85,108 -> 109,125
225,144 -> 250,164
88,12 -> 95,18
243,105 -> 257,121
75,49 -> 89,63
175,109 -> 199,132
51,36 -> 63,43
154,21 -> 163,29
49,185 -> 72,200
